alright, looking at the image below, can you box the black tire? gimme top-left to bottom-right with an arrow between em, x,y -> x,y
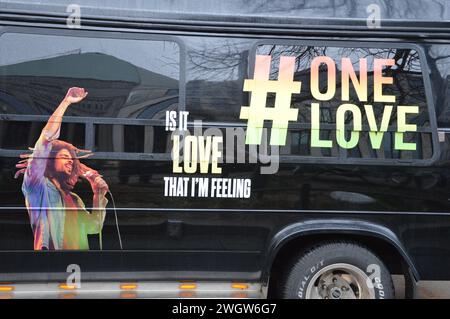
281,241 -> 395,299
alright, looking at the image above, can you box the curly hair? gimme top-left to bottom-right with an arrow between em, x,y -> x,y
15,140 -> 93,192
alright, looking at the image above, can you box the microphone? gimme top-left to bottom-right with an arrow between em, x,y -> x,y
80,166 -> 109,193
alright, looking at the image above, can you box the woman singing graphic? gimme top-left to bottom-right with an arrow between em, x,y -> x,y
15,87 -> 109,250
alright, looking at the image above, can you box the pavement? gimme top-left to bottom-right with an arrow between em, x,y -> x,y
393,275 -> 450,299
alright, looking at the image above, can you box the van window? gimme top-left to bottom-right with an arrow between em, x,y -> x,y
256,44 -> 435,162
185,37 -> 249,122
0,32 -> 180,155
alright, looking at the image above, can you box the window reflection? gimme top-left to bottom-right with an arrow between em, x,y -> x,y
256,44 -> 433,160
186,38 -> 249,121
0,33 -> 180,155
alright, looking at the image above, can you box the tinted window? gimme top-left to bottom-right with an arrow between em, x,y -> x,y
185,37 -> 249,122
257,44 -> 435,161
0,32 -> 180,154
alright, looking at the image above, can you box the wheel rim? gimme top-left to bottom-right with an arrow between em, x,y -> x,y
305,263 -> 376,299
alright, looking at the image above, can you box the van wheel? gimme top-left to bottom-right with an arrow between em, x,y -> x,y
281,241 -> 395,299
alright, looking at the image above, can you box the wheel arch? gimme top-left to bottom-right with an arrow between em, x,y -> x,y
263,219 -> 419,297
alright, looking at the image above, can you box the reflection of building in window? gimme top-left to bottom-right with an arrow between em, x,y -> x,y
0,52 -> 179,154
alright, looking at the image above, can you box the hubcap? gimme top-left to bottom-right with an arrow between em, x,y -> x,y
305,263 -> 376,299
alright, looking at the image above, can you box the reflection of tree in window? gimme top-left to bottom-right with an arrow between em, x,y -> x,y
257,44 -> 432,160
186,39 -> 249,121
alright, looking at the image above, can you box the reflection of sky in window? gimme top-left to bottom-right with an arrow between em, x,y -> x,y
0,33 -> 180,80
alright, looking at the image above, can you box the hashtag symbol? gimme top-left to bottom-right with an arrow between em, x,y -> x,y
240,55 -> 301,146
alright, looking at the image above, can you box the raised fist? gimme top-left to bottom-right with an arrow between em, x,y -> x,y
64,87 -> 88,104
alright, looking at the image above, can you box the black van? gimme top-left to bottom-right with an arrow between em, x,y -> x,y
1,0 -> 450,299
